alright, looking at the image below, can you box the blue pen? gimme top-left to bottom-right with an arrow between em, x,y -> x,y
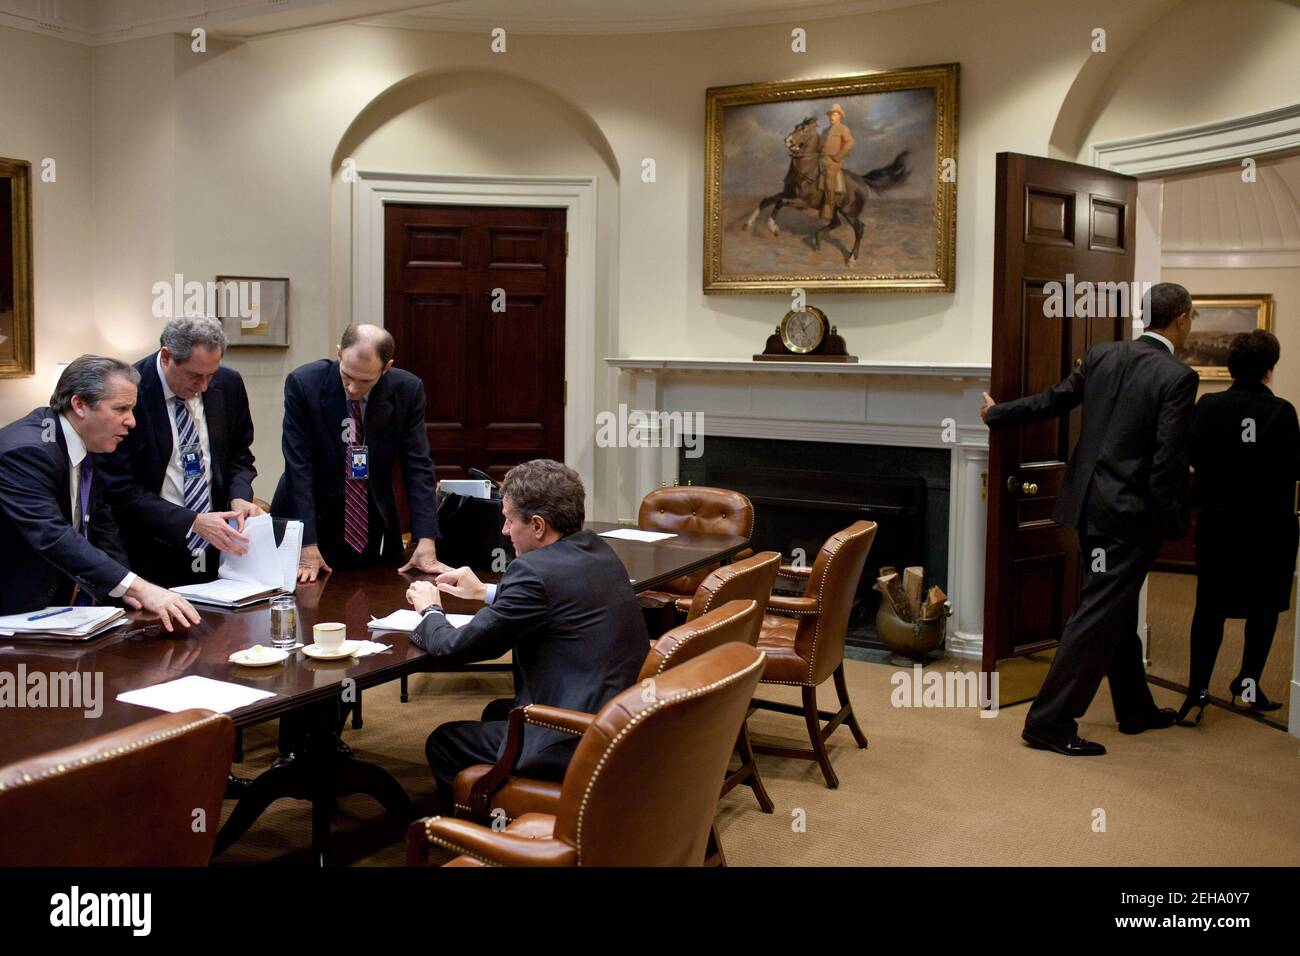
27,607 -> 75,622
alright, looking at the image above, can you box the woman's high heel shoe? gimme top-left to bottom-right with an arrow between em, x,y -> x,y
1229,679 -> 1283,712
1176,689 -> 1210,726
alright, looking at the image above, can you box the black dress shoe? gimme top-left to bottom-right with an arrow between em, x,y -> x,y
1021,727 -> 1106,756
1118,707 -> 1178,735
225,773 -> 253,799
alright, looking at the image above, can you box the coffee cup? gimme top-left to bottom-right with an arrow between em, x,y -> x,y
313,622 -> 346,651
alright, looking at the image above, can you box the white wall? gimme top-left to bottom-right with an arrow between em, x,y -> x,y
4,0 -> 1300,518
0,24 -> 93,421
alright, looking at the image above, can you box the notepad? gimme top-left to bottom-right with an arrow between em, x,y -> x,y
171,514 -> 303,608
599,528 -> 677,543
369,609 -> 474,631
117,674 -> 275,714
0,606 -> 127,640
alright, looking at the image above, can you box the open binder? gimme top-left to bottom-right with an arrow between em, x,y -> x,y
171,514 -> 302,608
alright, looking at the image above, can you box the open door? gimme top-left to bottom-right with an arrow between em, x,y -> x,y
983,153 -> 1137,705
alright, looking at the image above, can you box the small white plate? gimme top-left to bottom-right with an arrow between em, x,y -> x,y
229,645 -> 290,667
302,640 -> 359,660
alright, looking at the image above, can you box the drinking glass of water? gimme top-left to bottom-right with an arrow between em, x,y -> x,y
270,596 -> 298,647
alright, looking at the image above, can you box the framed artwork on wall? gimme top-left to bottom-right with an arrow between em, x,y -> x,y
215,275 -> 290,348
704,63 -> 959,293
0,157 -> 34,378
1177,294 -> 1274,379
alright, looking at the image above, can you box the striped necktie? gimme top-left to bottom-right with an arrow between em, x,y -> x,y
172,397 -> 211,552
343,399 -> 369,554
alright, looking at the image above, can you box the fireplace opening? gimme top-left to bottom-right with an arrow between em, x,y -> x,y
679,436 -> 950,651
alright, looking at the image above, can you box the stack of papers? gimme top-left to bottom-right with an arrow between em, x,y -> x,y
171,514 -> 303,608
369,609 -> 474,631
0,606 -> 128,641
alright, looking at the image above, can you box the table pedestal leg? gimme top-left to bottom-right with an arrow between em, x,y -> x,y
214,702 -> 415,865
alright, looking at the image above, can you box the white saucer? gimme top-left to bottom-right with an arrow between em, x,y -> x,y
229,645 -> 290,667
302,640 -> 359,660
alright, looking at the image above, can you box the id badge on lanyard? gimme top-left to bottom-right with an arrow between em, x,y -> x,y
348,445 -> 370,480
180,443 -> 204,479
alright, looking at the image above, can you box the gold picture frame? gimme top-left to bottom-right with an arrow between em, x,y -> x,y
0,157 -> 34,378
704,63 -> 958,294
1178,294 -> 1275,380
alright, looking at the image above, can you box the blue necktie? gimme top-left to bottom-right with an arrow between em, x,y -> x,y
173,397 -> 211,552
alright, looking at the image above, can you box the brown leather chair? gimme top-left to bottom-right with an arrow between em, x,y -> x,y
685,550 -> 780,811
0,709 -> 234,866
637,486 -> 754,618
407,642 -> 766,867
752,520 -> 876,789
452,599 -> 764,823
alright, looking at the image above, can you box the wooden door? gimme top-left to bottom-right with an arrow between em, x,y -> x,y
384,203 -> 566,485
982,153 -> 1138,674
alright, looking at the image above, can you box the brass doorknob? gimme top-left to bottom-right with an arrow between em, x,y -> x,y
1005,476 -> 1039,496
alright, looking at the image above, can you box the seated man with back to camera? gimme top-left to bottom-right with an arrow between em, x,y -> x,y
404,459 -> 649,812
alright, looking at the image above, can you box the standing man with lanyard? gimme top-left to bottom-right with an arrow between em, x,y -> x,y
97,317 -> 261,587
272,322 -> 448,581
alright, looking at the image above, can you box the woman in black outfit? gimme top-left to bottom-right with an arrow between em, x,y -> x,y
1180,329 -> 1299,724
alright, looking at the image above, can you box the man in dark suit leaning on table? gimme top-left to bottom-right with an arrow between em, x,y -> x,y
0,355 -> 200,630
404,459 -> 649,810
271,322 -> 449,582
981,282 -> 1198,757
96,317 -> 261,587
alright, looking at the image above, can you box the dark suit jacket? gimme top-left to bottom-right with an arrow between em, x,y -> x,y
409,529 -> 649,771
0,407 -> 133,614
1190,380 -> 1300,612
270,359 -> 439,561
986,334 -> 1199,541
95,352 -> 256,583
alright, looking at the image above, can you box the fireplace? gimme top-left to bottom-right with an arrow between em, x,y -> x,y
679,436 -> 950,651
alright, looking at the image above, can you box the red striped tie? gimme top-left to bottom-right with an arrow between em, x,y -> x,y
343,399 -> 369,554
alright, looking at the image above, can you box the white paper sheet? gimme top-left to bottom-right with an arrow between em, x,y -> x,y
217,513 -> 281,589
599,528 -> 677,542
438,479 -> 492,500
277,520 -> 303,590
172,577 -> 278,605
369,609 -> 474,631
117,674 -> 275,714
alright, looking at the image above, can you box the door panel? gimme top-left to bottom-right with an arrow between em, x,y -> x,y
384,204 -> 566,497
984,153 -> 1138,677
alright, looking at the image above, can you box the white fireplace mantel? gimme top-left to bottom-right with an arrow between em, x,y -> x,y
605,356 -> 991,659
607,357 -> 992,382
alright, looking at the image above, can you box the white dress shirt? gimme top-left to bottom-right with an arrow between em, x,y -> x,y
156,352 -> 213,514
1140,330 -> 1175,353
58,414 -> 134,597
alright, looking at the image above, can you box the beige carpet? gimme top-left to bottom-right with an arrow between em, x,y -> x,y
214,652 -> 1300,867
1146,572 -> 1293,728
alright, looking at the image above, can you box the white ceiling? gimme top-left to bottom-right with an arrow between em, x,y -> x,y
0,0 -> 949,44
1162,153 -> 1300,263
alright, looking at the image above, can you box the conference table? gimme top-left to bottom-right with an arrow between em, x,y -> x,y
0,522 -> 749,863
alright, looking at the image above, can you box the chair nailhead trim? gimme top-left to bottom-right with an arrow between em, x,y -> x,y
574,652 -> 767,865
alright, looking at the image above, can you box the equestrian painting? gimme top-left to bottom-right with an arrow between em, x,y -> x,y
704,65 -> 958,293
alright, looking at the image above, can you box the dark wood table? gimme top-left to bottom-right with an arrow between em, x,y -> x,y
0,523 -> 747,862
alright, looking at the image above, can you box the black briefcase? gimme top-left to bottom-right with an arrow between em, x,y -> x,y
435,469 -> 515,570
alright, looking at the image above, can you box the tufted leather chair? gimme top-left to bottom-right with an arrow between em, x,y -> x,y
0,709 -> 234,866
637,486 -> 754,617
684,551 -> 781,810
452,599 -> 764,827
407,642 -> 766,867
752,520 -> 876,789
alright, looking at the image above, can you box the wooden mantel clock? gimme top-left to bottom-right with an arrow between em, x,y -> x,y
754,305 -> 857,362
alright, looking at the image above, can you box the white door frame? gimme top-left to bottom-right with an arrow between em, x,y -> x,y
351,170 -> 598,498
1091,102 -> 1300,737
